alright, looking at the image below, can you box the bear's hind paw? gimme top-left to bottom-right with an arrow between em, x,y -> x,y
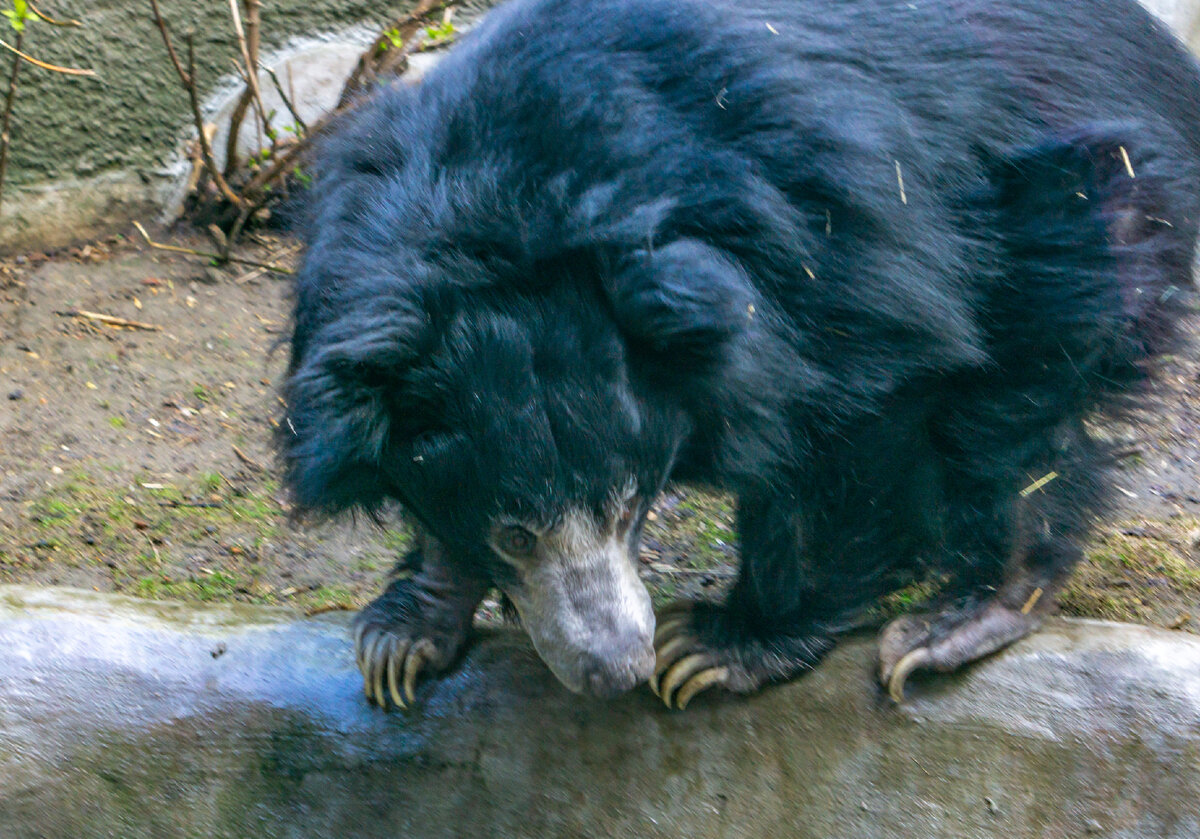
878,581 -> 1058,703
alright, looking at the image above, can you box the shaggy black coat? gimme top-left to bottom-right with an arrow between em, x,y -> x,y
282,0 -> 1200,671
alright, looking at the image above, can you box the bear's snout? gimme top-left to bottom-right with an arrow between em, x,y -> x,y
578,640 -> 657,698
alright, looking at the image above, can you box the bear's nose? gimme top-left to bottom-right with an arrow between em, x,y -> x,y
579,643 -> 656,698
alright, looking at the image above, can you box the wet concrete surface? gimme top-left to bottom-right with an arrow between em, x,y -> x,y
1,586 -> 1199,838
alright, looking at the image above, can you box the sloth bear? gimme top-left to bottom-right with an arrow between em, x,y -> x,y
280,0 -> 1200,709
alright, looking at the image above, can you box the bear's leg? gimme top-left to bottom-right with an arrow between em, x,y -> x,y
353,528 -> 489,709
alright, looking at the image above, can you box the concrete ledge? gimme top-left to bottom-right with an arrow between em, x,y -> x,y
1,585 -> 1199,838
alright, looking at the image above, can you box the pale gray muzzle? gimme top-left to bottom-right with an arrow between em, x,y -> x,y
502,516 -> 655,697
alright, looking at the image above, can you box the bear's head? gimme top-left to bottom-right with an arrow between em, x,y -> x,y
280,237 -> 754,696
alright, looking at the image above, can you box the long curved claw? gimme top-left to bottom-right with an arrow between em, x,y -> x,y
356,627 -> 377,682
887,647 -> 931,703
372,635 -> 392,709
660,653 -> 728,710
362,631 -> 389,705
674,666 -> 730,710
355,628 -> 442,711
650,614 -> 695,697
653,635 -> 693,678
386,638 -> 413,709
651,601 -> 744,708
353,622 -> 370,672
404,639 -> 436,705
653,614 -> 690,646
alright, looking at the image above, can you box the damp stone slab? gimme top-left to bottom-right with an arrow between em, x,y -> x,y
0,585 -> 1198,839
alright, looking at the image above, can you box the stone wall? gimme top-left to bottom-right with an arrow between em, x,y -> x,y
2,0 -> 1198,253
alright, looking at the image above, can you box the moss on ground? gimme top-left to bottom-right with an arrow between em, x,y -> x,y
6,469 -> 1199,632
1062,517 -> 1200,629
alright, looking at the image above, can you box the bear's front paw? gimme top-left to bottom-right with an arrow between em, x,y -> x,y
354,622 -> 454,710
650,602 -> 834,710
651,603 -> 735,710
350,542 -> 489,711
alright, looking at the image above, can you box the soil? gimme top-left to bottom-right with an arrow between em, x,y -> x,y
1,229 -> 1198,634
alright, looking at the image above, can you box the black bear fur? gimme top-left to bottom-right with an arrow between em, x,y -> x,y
280,0 -> 1200,702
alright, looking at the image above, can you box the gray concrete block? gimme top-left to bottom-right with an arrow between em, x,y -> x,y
1,585 -> 1199,838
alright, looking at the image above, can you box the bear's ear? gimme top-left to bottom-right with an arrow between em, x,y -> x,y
279,302 -> 428,515
604,239 -> 754,361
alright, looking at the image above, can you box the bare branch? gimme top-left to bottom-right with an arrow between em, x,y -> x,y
27,1 -> 83,27
262,63 -> 307,136
146,0 -> 189,85
228,0 -> 271,150
0,38 -> 96,75
147,0 -> 243,207
184,34 -> 243,207
133,221 -> 294,274
338,0 -> 451,108
0,31 -> 23,215
222,90 -> 253,180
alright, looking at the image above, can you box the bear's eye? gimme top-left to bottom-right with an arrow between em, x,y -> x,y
495,525 -> 537,557
616,504 -> 638,532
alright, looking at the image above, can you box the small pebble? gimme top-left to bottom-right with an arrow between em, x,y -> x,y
7,389 -> 22,400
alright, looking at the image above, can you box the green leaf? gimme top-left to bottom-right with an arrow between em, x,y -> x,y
4,0 -> 33,31
425,20 -> 457,41
379,26 -> 403,51
3,9 -> 25,33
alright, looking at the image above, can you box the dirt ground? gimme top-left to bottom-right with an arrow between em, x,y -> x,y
1,229 -> 1198,634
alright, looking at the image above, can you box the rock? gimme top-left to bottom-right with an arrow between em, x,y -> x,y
1,585 -> 1199,838
1140,0 -> 1200,36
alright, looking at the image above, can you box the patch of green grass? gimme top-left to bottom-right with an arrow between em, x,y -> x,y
293,584 -> 360,614
1059,520 -> 1200,624
107,416 -> 127,429
5,471 -> 295,605
355,556 -> 383,573
31,497 -> 77,525
199,472 -> 223,494
131,570 -> 244,602
380,527 -> 413,555
650,490 -> 736,571
226,493 -> 277,523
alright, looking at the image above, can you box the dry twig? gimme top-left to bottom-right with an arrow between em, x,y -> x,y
26,1 -> 81,27
133,221 -> 294,274
57,308 -> 163,331
232,444 -> 267,472
0,38 -> 95,74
